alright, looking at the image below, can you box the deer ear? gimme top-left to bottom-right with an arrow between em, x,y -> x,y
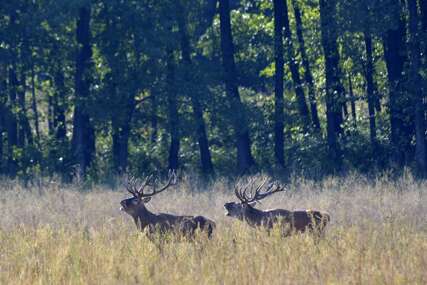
142,197 -> 151,203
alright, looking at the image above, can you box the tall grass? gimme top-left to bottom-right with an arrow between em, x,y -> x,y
0,174 -> 426,284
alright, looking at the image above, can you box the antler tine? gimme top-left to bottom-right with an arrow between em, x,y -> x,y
125,175 -> 140,197
237,177 -> 254,203
253,182 -> 286,201
234,179 -> 249,203
234,184 -> 242,201
136,174 -> 155,196
253,177 -> 269,196
141,170 -> 177,197
242,183 -> 253,202
238,176 -> 268,203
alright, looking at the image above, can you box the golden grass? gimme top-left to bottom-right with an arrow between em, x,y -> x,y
0,174 -> 426,284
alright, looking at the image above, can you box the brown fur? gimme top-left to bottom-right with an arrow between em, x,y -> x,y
121,197 -> 216,238
224,202 -> 330,236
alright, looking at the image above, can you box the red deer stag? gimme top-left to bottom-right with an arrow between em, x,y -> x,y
224,177 -> 330,236
120,172 -> 215,238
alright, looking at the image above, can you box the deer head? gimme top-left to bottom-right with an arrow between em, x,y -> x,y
224,176 -> 286,220
120,171 -> 177,217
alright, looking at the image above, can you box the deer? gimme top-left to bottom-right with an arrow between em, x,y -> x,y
120,171 -> 216,239
224,177 -> 330,236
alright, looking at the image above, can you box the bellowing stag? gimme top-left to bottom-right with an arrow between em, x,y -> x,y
120,172 -> 215,238
224,177 -> 330,236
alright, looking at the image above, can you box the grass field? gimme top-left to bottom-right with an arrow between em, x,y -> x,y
0,174 -> 426,285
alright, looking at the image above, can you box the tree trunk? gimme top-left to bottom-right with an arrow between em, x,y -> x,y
291,0 -> 320,130
112,129 -> 130,174
71,6 -> 95,177
30,61 -> 40,143
112,100 -> 133,174
348,75 -> 357,127
364,29 -> 378,152
47,93 -> 54,136
7,67 -> 18,177
0,67 -> 6,173
103,13 -> 136,175
16,70 -> 27,147
319,0 -> 344,171
421,0 -> 427,30
408,0 -> 427,176
150,91 -> 158,143
109,75 -> 135,175
342,102 -> 349,120
166,49 -> 180,171
53,68 -> 67,141
219,0 -> 254,172
176,0 -> 214,174
382,2 -> 411,167
17,23 -> 33,148
273,0 -> 285,167
282,0 -> 311,129
17,81 -> 33,147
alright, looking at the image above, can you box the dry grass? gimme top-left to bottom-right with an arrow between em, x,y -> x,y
0,174 -> 427,284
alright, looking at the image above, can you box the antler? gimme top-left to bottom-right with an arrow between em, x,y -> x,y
252,181 -> 286,201
126,174 -> 155,198
234,177 -> 286,204
125,170 -> 177,199
141,170 -> 177,197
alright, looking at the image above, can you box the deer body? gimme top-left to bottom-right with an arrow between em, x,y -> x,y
121,173 -> 215,238
224,177 -> 330,236
225,202 -> 329,235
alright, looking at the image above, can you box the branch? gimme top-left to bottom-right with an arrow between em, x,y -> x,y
135,95 -> 153,106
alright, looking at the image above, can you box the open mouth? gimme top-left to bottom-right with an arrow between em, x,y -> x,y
224,205 -> 230,216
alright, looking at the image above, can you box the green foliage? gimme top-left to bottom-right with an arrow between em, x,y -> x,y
0,0 -> 426,181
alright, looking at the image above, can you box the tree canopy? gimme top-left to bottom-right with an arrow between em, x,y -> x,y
0,0 -> 426,181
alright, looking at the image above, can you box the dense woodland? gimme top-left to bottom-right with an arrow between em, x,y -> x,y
0,0 -> 427,181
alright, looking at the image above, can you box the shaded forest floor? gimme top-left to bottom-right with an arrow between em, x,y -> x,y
0,175 -> 426,284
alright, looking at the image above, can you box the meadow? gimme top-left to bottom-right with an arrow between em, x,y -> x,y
0,174 -> 426,285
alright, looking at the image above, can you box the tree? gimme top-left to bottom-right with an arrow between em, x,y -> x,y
100,4 -> 136,174
282,0 -> 311,129
71,5 -> 95,177
347,74 -> 357,127
273,0 -> 285,167
0,64 -> 6,174
364,26 -> 379,152
52,63 -> 68,141
407,0 -> 427,176
320,0 -> 344,170
176,0 -> 214,174
219,0 -> 254,172
5,9 -> 19,177
291,0 -> 320,130
319,0 -> 344,171
1,0 -> 427,180
383,1 -> 412,167
166,48 -> 180,171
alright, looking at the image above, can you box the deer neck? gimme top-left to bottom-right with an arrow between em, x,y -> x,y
133,205 -> 158,230
244,206 -> 265,227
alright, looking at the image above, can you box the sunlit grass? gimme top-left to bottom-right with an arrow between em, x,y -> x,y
0,174 -> 426,284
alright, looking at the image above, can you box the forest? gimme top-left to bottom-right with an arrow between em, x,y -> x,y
1,0 -> 427,181
1,2 -> 427,283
